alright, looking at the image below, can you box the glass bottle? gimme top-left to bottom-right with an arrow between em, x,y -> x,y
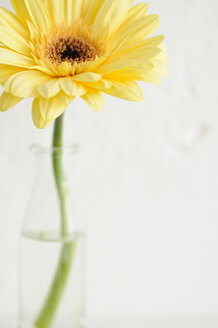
19,145 -> 86,328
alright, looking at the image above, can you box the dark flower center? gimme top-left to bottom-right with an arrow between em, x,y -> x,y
45,36 -> 98,65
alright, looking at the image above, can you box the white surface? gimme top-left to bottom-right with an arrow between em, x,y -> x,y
1,0 -> 218,321
2,317 -> 218,328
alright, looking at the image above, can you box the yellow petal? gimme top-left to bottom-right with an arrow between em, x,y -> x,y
92,0 -> 130,38
26,20 -> 39,40
95,60 -> 133,75
143,47 -> 169,84
110,15 -> 159,53
59,78 -> 87,97
84,56 -> 107,72
65,0 -> 83,25
108,4 -> 148,53
0,7 -> 29,39
127,15 -> 160,43
84,79 -> 112,91
104,80 -> 143,102
139,35 -> 165,48
126,3 -> 148,23
105,69 -> 151,81
0,91 -> 23,112
57,92 -> 76,108
0,25 -> 30,55
37,79 -> 61,98
82,0 -> 104,26
83,0 -> 133,26
30,65 -> 55,77
44,0 -> 65,25
32,93 -> 74,129
0,65 -> 25,85
10,0 -> 31,23
114,35 -> 165,56
112,47 -> 161,62
58,62 -> 72,76
5,71 -> 51,97
0,47 -> 34,68
103,61 -> 153,80
81,90 -> 104,112
24,0 -> 51,34
73,72 -> 102,82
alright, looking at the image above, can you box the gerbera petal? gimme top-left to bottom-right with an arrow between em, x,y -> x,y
26,20 -> 39,40
56,62 -> 72,76
108,4 -> 149,53
44,0 -> 65,25
104,80 -> 143,102
125,3 -> 148,23
0,26 -> 30,55
24,0 -> 51,34
73,72 -> 102,82
92,0 -> 130,38
95,60 -> 134,75
143,46 -> 169,84
103,61 -> 153,80
139,35 -> 165,48
112,47 -> 161,61
0,91 -> 23,112
114,35 -> 165,56
0,65 -> 25,85
126,15 -> 160,42
0,7 -> 29,39
65,0 -> 83,25
104,67 -> 152,81
5,71 -> 51,97
109,15 -> 159,53
37,79 -> 61,98
81,90 -> 104,112
83,79 -> 112,91
0,47 -> 35,68
32,93 -> 74,129
82,0 -> 104,25
30,65 -> 55,77
10,0 -> 31,22
59,78 -> 87,97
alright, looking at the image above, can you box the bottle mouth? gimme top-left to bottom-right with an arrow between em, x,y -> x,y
30,144 -> 79,154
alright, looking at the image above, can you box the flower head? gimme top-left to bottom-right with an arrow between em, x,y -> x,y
0,0 -> 169,128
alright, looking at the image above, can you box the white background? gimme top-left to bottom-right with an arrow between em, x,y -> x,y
0,0 -> 218,324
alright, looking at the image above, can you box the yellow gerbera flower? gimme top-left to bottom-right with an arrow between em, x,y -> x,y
0,0 -> 168,129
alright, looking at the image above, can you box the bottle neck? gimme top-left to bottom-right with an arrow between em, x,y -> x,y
22,144 -> 80,238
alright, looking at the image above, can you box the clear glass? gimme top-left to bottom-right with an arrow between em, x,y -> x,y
19,145 -> 86,328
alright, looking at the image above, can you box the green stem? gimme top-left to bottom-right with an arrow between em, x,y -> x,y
34,114 -> 76,328
52,114 -> 70,237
